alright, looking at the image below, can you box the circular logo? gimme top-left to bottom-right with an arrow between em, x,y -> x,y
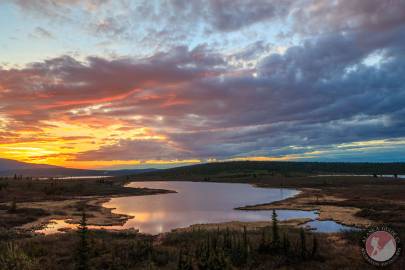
361,225 -> 401,266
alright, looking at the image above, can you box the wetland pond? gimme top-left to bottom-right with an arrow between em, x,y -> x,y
38,181 -> 357,234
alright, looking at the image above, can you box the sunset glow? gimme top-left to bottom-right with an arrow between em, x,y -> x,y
1,0 -> 405,169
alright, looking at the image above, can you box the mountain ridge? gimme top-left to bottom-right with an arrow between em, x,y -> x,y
0,158 -> 157,177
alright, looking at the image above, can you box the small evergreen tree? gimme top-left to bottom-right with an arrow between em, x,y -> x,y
299,228 -> 306,260
282,232 -> 290,255
258,227 -> 267,253
76,212 -> 90,270
242,226 -> 250,264
271,210 -> 280,249
177,248 -> 183,270
8,198 -> 17,213
209,248 -> 230,270
147,239 -> 154,270
311,236 -> 318,258
196,241 -> 209,269
224,228 -> 232,251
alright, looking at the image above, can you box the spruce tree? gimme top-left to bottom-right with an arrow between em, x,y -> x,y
282,232 -> 290,255
196,240 -> 209,269
272,209 -> 280,249
76,212 -> 90,270
9,197 -> 17,213
242,226 -> 249,264
177,248 -> 183,270
259,227 -> 267,253
311,236 -> 318,258
177,247 -> 192,270
147,239 -> 154,270
299,228 -> 306,260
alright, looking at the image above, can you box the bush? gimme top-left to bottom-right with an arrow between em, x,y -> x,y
0,242 -> 37,270
8,199 -> 17,213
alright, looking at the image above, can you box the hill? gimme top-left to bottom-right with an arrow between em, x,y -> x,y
0,158 -> 58,171
0,158 -> 157,177
134,161 -> 405,179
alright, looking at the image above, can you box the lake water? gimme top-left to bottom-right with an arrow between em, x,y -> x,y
38,176 -> 112,180
38,181 -> 355,235
101,181 -> 318,234
302,220 -> 359,233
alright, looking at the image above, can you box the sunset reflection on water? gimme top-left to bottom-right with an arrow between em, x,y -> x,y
38,181 -> 318,235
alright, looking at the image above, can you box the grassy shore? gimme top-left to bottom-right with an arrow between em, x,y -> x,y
0,177 -> 174,231
132,172 -> 405,230
0,212 -> 396,270
1,167 -> 405,269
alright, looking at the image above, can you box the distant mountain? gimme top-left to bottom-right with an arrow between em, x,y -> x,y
0,158 -> 58,171
0,158 -> 158,177
106,168 -> 159,176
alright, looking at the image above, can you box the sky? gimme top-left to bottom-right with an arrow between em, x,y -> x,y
0,0 -> 405,169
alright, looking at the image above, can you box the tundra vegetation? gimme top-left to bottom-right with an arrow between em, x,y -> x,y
1,161 -> 405,269
1,209 -> 386,270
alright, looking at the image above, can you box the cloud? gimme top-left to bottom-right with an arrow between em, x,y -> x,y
3,26 -> 405,161
31,27 -> 55,39
7,0 -> 293,49
201,0 -> 292,32
76,139 -> 192,161
76,32 -> 405,161
2,0 -> 405,164
0,45 -> 225,124
292,0 -> 405,34
11,0 -> 110,16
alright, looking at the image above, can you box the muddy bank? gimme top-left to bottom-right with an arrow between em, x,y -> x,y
16,196 -> 128,232
237,188 -> 374,228
0,187 -> 175,233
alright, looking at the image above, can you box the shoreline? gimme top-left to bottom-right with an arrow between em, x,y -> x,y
5,179 -> 383,235
28,182 -> 310,235
172,218 -> 313,233
236,188 -> 373,228
18,196 -> 130,233
18,182 -> 309,234
15,189 -> 176,234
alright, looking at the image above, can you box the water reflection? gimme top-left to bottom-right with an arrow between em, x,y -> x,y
38,176 -> 112,180
302,220 -> 359,233
102,181 -> 317,234
35,219 -> 127,235
38,181 -> 321,235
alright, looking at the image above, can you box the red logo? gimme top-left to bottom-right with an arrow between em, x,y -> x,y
361,226 -> 401,266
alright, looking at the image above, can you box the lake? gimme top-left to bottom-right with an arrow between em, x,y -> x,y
301,220 -> 360,233
38,176 -> 112,180
102,181 -> 317,234
38,181 -> 356,235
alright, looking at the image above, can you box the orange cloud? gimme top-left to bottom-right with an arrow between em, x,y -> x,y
39,88 -> 141,109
